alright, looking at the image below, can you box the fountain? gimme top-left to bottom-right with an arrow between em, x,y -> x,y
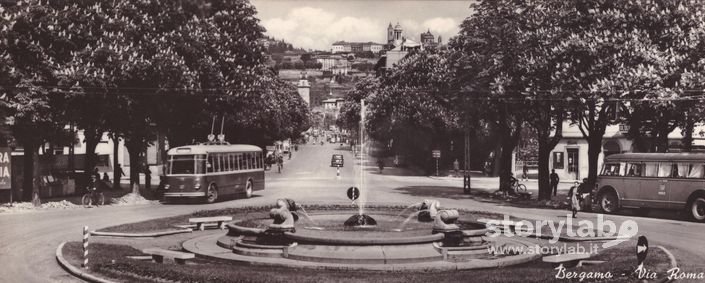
180,100 -> 540,270
180,199 -> 540,269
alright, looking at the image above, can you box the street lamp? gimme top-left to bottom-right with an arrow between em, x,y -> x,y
463,129 -> 471,194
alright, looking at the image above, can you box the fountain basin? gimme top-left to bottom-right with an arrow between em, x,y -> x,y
227,213 -> 486,246
190,206 -> 540,269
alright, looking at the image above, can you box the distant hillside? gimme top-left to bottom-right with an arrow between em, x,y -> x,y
261,36 -> 307,54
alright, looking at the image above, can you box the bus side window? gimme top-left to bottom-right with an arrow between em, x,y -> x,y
688,164 -> 705,178
207,155 -> 214,173
676,163 -> 689,178
657,163 -> 671,178
214,154 -> 220,172
644,163 -> 658,177
627,163 -> 642,177
229,154 -> 234,172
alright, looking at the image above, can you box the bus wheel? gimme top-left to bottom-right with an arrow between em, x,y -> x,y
245,180 -> 253,199
599,190 -> 619,214
688,196 -> 705,222
206,184 -> 218,203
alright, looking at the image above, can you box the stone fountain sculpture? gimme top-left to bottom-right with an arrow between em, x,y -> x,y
267,198 -> 300,232
432,209 -> 460,232
432,209 -> 463,246
417,199 -> 440,222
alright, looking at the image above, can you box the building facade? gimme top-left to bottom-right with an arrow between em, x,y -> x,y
514,121 -> 705,181
331,41 -> 384,54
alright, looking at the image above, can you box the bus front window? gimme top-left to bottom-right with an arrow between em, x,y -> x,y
170,155 -> 196,174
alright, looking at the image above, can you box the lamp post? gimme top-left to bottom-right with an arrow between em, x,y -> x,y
464,129 -> 471,194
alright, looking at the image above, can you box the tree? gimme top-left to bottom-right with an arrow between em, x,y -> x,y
549,1 -> 705,185
366,50 -> 459,169
1,1 -> 76,200
453,0 -> 533,191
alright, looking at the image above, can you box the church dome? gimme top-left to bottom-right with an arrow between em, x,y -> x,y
394,22 -> 402,30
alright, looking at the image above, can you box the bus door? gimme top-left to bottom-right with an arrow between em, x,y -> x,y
638,162 -> 670,209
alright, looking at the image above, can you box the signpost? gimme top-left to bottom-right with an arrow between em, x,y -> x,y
432,150 -> 441,176
636,235 -> 648,267
347,186 -> 360,202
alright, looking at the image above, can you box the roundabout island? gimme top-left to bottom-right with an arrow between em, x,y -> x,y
57,200 -> 676,282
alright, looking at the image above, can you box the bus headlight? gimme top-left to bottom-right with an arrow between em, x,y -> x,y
164,184 -> 170,190
194,184 -> 201,190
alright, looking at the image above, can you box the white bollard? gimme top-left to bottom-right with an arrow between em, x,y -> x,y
336,166 -> 341,180
82,226 -> 89,268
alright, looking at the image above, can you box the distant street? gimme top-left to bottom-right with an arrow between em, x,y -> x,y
1,143 -> 704,282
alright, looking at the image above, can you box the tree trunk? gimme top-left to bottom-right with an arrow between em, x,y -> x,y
112,136 -> 120,190
682,116 -> 694,152
125,140 -> 142,195
498,129 -> 520,193
586,136 -> 602,187
22,142 -> 38,201
537,141 -> 551,200
83,127 -> 101,178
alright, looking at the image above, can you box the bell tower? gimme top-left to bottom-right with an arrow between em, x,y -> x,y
387,22 -> 394,45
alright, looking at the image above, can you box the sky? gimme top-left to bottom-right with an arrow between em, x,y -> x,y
250,0 -> 475,51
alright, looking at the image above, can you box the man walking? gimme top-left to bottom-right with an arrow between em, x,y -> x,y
453,159 -> 460,177
550,169 -> 560,197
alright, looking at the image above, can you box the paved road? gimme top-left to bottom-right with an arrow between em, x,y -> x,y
2,143 -> 704,282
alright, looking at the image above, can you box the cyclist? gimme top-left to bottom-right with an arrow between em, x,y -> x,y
84,175 -> 104,206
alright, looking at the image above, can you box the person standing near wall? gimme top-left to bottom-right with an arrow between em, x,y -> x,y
550,169 -> 560,197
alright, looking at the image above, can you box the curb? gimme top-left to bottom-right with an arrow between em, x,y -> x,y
655,245 -> 678,283
90,229 -> 192,238
55,242 -> 117,283
182,233 -> 542,272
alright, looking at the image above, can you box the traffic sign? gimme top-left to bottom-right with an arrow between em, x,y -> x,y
432,150 -> 441,158
347,187 -> 360,201
636,235 -> 648,266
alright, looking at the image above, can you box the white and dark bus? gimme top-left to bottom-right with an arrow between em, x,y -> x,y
596,153 -> 705,221
163,144 -> 265,203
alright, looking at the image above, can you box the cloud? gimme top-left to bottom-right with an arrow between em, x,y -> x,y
262,7 -> 383,51
423,17 -> 460,35
261,8 -> 461,51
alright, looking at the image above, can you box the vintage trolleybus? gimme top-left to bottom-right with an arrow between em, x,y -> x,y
163,143 -> 265,203
596,153 -> 705,221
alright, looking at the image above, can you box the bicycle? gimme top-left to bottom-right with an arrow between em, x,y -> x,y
502,179 -> 527,197
82,185 -> 105,207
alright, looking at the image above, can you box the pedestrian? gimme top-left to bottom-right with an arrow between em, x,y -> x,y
117,164 -> 126,178
288,151 -> 292,160
569,185 -> 580,218
550,169 -> 560,197
102,172 -> 110,183
144,166 -> 152,190
522,163 -> 528,182
277,155 -> 284,173
453,159 -> 460,177
377,159 -> 384,174
570,178 -> 589,218
92,167 -> 100,181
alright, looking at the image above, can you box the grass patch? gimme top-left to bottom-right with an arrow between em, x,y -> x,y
65,240 -> 671,283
